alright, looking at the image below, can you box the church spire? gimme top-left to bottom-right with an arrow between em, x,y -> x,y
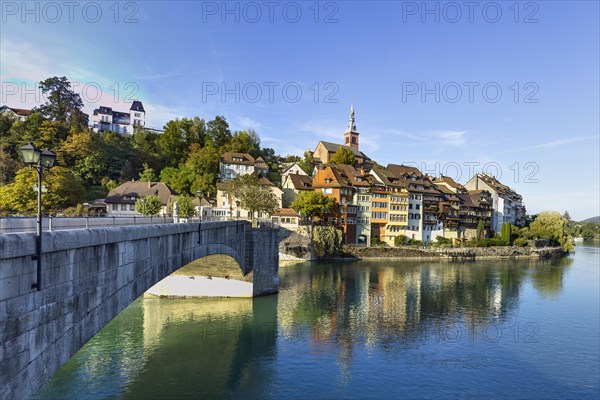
344,104 -> 359,149
346,104 -> 357,133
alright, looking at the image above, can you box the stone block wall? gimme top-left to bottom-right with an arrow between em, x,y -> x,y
0,221 -> 279,399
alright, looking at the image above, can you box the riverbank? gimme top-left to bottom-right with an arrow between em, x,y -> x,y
330,245 -> 566,261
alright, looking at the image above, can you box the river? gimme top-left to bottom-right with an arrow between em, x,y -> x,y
33,244 -> 600,399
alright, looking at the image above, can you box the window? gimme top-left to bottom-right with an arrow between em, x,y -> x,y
416,204 -> 420,210
359,205 -> 370,212
130,204 -> 135,211
347,207 -> 356,214
371,212 -> 388,219
120,204 -> 127,211
322,188 -> 332,194
112,204 -> 118,210
409,204 -> 413,209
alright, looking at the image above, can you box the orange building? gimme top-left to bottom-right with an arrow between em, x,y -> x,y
312,164 -> 369,244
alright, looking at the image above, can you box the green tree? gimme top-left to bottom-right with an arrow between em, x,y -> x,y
135,195 -> 163,216
330,146 -> 356,166
290,191 -> 335,220
174,195 -> 196,217
158,119 -> 189,168
159,166 -> 194,195
34,76 -> 84,123
476,219 -> 485,242
0,166 -> 85,214
529,211 -> 574,252
206,116 -> 232,149
0,146 -> 19,184
139,163 -> 156,182
225,175 -> 278,221
298,150 -> 315,175
501,223 -> 511,244
224,130 -> 260,154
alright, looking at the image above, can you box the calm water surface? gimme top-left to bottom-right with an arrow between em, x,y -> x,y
34,245 -> 600,399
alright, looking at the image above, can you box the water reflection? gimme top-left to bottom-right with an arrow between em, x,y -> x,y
278,258 -> 573,352
35,252 -> 597,400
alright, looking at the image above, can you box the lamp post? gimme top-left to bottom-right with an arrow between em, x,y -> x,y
20,143 -> 56,291
235,200 -> 241,221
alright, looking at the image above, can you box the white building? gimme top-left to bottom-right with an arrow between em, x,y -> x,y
92,101 -> 145,135
464,173 -> 526,232
104,181 -> 175,217
220,152 -> 257,180
0,106 -> 32,121
281,162 -> 308,179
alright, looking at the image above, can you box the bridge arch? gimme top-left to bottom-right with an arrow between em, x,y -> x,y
0,221 -> 279,399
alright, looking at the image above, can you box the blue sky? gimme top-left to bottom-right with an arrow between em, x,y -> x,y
1,1 -> 599,219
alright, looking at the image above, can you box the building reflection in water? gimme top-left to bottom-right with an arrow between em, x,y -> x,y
277,257 -> 572,379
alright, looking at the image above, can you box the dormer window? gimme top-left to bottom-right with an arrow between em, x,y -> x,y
325,178 -> 332,184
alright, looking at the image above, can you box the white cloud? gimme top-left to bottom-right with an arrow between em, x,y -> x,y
232,116 -> 262,131
432,130 -> 467,147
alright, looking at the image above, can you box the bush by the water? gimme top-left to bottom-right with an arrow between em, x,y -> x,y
435,236 -> 453,246
481,235 -> 509,247
313,226 -> 343,258
514,237 -> 528,247
394,235 -> 409,246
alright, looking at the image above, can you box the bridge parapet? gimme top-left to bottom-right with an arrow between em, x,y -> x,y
0,221 -> 278,399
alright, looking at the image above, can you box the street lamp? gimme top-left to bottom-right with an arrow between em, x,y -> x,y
236,200 -> 241,221
20,143 -> 56,291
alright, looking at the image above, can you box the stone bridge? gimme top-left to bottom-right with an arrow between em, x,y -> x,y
0,221 -> 279,399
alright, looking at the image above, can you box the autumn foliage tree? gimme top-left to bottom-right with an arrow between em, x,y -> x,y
0,166 -> 85,214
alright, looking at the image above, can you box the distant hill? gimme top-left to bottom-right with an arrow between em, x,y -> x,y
580,216 -> 600,224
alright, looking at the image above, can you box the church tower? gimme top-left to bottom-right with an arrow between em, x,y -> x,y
343,104 -> 359,149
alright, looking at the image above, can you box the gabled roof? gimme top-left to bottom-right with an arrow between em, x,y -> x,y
288,173 -> 313,190
435,175 -> 465,190
130,101 -> 145,112
220,152 -> 255,165
475,174 -> 521,199
105,181 -> 175,205
273,208 -> 300,217
0,106 -> 32,116
317,141 -> 365,158
281,162 -> 307,176
386,164 -> 423,177
457,194 -> 477,208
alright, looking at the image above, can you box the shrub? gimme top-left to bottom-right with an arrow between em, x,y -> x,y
436,236 -> 452,246
514,237 -> 528,247
394,235 -> 409,246
409,239 -> 423,246
313,226 -> 343,258
481,235 -> 509,247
